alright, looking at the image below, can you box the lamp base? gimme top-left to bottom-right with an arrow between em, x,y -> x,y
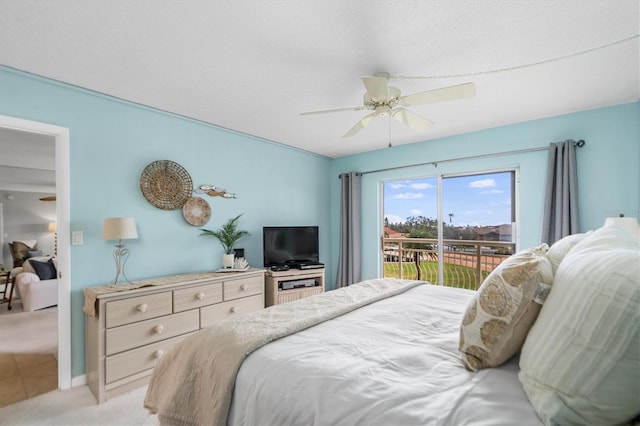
111,243 -> 135,285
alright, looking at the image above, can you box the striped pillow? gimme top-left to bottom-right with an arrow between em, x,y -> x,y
519,223 -> 640,425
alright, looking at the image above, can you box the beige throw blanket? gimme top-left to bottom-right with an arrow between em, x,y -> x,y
144,278 -> 424,426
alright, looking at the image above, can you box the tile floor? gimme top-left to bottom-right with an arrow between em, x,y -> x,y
0,353 -> 58,408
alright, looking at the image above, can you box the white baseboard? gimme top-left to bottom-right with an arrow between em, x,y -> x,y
71,374 -> 87,387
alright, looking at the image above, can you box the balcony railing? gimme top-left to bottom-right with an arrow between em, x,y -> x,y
382,237 -> 515,290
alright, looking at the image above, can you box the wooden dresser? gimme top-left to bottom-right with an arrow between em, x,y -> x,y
84,269 -> 265,403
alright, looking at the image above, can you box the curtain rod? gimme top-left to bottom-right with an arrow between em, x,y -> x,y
339,139 -> 585,178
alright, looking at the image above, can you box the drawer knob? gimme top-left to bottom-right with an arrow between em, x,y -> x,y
154,325 -> 164,334
240,284 -> 248,291
137,303 -> 148,313
230,306 -> 237,314
196,292 -> 205,301
153,349 -> 164,359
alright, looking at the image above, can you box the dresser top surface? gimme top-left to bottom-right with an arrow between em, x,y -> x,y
83,269 -> 265,317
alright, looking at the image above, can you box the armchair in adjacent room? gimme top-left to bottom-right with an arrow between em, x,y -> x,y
14,256 -> 58,312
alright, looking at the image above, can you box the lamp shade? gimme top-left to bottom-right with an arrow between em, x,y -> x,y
48,222 -> 57,232
102,217 -> 139,241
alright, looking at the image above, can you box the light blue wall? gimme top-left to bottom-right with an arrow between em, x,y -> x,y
0,67 -> 332,377
331,102 -> 639,282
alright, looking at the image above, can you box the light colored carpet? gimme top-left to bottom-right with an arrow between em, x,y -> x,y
0,299 -> 158,424
0,301 -> 58,356
0,384 -> 158,425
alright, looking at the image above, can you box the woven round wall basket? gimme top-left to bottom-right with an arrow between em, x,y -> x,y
182,197 -> 211,226
140,160 -> 193,210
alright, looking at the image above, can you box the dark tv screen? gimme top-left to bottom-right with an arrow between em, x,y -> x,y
263,226 -> 319,267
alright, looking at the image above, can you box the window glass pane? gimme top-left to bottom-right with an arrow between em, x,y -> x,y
383,177 -> 438,283
442,171 -> 515,289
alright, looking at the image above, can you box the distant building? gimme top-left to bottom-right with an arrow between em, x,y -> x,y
384,227 -> 405,238
475,224 -> 512,242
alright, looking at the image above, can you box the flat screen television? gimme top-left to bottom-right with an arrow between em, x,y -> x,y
263,226 -> 319,267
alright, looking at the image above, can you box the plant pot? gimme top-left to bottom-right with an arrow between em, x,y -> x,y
222,253 -> 235,269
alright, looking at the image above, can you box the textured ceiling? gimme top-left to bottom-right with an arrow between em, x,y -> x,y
0,0 -> 638,158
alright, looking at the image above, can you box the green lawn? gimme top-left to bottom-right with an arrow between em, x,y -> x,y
384,261 -> 488,290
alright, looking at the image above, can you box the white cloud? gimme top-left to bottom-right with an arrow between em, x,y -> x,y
469,178 -> 496,188
385,214 -> 404,224
409,208 -> 422,215
392,192 -> 425,200
410,182 -> 434,190
389,183 -> 405,189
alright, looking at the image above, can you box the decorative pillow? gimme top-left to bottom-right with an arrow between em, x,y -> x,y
459,244 -> 552,371
29,258 -> 57,280
26,250 -> 43,259
519,223 -> 640,425
546,231 -> 592,274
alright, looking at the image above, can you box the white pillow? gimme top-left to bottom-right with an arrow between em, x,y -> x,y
546,231 -> 592,274
519,224 -> 640,425
459,244 -> 552,371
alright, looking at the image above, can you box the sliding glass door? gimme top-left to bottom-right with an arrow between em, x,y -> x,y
382,169 -> 516,289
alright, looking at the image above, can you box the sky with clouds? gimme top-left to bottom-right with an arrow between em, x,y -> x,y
384,171 -> 513,227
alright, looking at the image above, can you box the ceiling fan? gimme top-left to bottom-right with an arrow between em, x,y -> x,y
300,73 -> 475,138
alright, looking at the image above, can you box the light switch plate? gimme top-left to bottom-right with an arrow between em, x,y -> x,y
72,231 -> 83,245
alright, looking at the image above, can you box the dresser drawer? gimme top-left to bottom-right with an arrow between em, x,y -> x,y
105,309 -> 199,356
224,275 -> 263,301
105,334 -> 190,384
173,281 -> 223,312
200,294 -> 263,328
105,292 -> 173,328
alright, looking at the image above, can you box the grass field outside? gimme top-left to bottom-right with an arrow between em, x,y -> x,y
384,260 -> 490,290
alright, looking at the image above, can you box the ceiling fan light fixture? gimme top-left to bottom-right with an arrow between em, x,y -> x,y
303,72 -> 475,137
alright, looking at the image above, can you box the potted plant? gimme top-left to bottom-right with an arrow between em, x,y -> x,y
200,214 -> 250,268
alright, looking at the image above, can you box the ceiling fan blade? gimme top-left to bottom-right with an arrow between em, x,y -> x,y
391,108 -> 433,131
300,105 -> 363,115
343,113 -> 376,138
361,76 -> 389,101
399,82 -> 475,106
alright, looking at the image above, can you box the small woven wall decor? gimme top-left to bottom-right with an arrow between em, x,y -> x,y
182,196 -> 211,226
140,160 -> 193,210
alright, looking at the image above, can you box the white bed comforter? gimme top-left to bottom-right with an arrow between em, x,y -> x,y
228,284 -> 541,426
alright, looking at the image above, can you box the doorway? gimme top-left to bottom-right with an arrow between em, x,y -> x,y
0,115 -> 71,397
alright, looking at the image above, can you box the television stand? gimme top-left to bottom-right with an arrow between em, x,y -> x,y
265,268 -> 325,307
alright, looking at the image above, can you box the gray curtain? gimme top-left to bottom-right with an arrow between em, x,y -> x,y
541,140 -> 579,245
336,172 -> 361,288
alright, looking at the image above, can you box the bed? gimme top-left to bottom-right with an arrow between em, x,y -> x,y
144,221 -> 640,426
227,282 -> 540,426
